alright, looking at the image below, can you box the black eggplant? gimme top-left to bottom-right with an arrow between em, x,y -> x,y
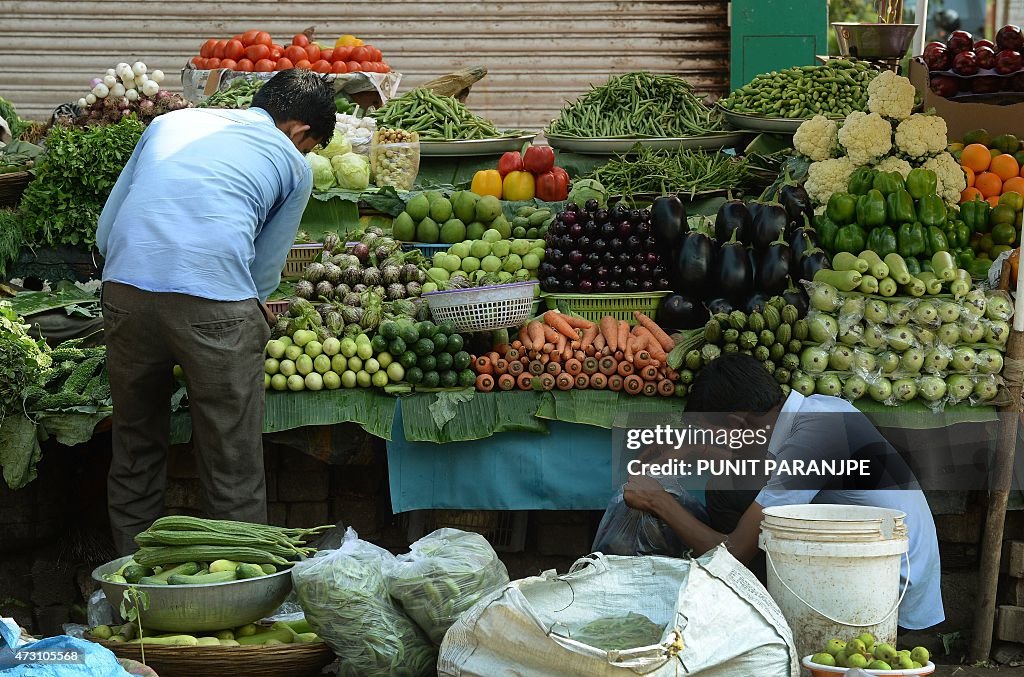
756,230 -> 792,297
651,196 -> 686,245
788,224 -> 819,262
707,298 -> 734,315
800,246 -> 832,283
658,294 -> 709,331
715,199 -> 751,245
751,202 -> 788,251
673,229 -> 715,297
782,284 -> 810,318
714,229 -> 752,303
779,183 -> 815,234
745,293 -> 772,314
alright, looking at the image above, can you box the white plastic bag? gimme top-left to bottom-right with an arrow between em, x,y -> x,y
291,528 -> 436,677
385,529 -> 510,645
438,547 -> 798,677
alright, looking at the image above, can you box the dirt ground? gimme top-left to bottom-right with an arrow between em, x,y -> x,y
934,667 -> 1024,676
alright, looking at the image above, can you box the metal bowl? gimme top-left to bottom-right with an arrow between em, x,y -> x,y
833,22 -> 919,59
91,555 -> 294,632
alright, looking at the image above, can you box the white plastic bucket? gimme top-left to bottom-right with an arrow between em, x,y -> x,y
759,504 -> 910,663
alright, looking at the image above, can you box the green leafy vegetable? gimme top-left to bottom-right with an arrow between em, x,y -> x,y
331,153 -> 370,191
305,152 -> 335,191
319,131 -> 353,160
0,210 -> 23,278
19,117 -> 144,247
0,300 -> 50,419
198,78 -> 264,109
0,97 -> 29,141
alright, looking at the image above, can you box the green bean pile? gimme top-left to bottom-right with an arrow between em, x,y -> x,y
199,78 -> 264,109
587,145 -> 750,196
546,72 -> 723,138
372,88 -> 511,140
719,59 -> 878,119
571,612 -> 666,652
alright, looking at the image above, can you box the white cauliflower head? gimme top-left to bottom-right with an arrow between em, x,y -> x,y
922,152 -> 968,207
838,111 -> 893,165
793,115 -> 839,161
894,114 -> 948,159
804,157 -> 858,207
873,156 -> 913,179
867,70 -> 917,121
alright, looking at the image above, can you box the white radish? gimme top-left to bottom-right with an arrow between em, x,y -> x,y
92,83 -> 110,98
132,61 -> 147,76
141,79 -> 160,97
85,93 -> 97,105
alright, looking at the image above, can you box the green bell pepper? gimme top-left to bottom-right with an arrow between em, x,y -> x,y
873,171 -> 905,196
967,258 -> 993,278
866,226 -> 898,258
817,217 -> 839,252
905,256 -> 921,275
826,192 -> 857,226
960,197 -> 990,233
834,223 -> 867,254
906,168 -> 938,200
945,219 -> 970,249
897,222 -> 926,258
856,189 -> 887,228
885,189 -> 916,225
920,259 -> 934,273
917,193 -> 948,228
956,248 -> 976,268
849,167 -> 877,196
926,225 -> 949,255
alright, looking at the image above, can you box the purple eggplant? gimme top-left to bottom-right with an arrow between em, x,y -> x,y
715,199 -> 751,245
752,202 -> 788,251
779,183 -> 815,234
658,294 -> 709,331
651,196 -> 686,246
782,284 -> 810,318
755,230 -> 792,297
745,293 -> 772,313
707,298 -> 734,315
673,229 -> 715,298
714,228 -> 752,303
788,223 -> 819,262
800,246 -> 832,283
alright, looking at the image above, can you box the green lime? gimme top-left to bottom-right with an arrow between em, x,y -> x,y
992,222 -> 1016,246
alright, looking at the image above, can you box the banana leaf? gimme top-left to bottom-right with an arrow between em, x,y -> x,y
401,390 -> 547,443
8,287 -> 97,316
38,411 -> 109,446
536,390 -> 684,429
0,414 -> 41,489
300,195 -> 361,240
854,400 -> 998,430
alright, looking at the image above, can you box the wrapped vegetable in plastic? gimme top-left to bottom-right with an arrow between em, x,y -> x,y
291,528 -> 436,677
331,152 -> 371,191
385,528 -> 510,645
305,152 -> 335,191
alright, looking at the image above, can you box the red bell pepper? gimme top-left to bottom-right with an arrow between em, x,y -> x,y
497,151 -> 523,178
523,146 -> 555,175
535,169 -> 569,202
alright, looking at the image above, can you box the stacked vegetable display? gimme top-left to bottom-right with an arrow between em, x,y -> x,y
720,59 -> 878,119
539,200 -> 672,293
586,146 -> 751,197
190,29 -> 390,73
392,191 -> 515,244
371,88 -> 512,140
472,311 -> 680,396
424,234 -> 546,290
75,61 -> 189,125
923,26 -> 1024,98
90,619 -> 321,647
793,282 -> 1008,407
471,147 -> 570,202
22,339 -> 109,412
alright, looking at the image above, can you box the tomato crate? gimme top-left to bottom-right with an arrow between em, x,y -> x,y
406,510 -> 528,553
282,243 -> 322,279
540,291 -> 670,324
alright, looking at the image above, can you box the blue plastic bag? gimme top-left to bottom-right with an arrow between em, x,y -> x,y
0,619 -> 130,677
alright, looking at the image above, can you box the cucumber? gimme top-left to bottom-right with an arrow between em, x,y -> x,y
813,268 -> 862,291
129,635 -> 198,646
151,561 -> 201,583
237,627 -> 295,646
168,570 -> 237,585
259,564 -> 277,575
235,563 -> 265,580
197,637 -> 221,646
121,565 -> 154,583
137,576 -> 168,585
209,559 -> 240,574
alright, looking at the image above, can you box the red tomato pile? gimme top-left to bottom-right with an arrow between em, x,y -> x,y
190,30 -> 390,74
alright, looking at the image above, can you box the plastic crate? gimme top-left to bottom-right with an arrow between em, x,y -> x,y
401,242 -> 448,258
424,282 -> 537,332
540,291 -> 670,324
406,510 -> 528,553
265,299 -> 290,316
282,244 -> 323,279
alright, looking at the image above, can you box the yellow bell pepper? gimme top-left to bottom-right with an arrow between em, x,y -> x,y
471,170 -> 503,199
502,171 -> 535,201
335,34 -> 364,48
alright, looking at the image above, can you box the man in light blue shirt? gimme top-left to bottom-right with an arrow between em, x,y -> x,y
97,70 -> 336,554
620,354 -> 944,631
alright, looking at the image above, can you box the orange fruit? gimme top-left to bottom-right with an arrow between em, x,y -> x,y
991,154 -> 1021,181
961,186 -> 983,203
976,171 -> 1003,198
987,195 -> 1002,208
962,143 -> 994,172
964,166 -> 976,188
1003,177 -> 1024,196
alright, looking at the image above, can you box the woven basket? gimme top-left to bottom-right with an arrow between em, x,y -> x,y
86,635 -> 334,677
0,171 -> 32,208
283,244 -> 323,280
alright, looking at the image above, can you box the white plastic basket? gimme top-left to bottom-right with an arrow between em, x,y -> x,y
424,282 -> 538,332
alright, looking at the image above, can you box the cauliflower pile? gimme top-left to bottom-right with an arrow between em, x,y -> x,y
793,71 -> 961,207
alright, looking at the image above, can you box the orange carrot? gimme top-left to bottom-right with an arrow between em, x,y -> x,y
542,324 -> 561,344
634,350 -> 652,369
601,316 -> 618,352
518,326 -> 532,351
517,372 -> 534,390
584,345 -> 596,357
474,356 -> 493,375
562,315 -> 593,330
634,312 -> 674,353
565,359 -> 583,376
495,359 -> 509,374
617,321 -> 629,356
580,324 -> 598,351
575,373 -> 590,389
511,339 -> 523,351
623,374 -> 644,395
508,360 -> 524,376
544,311 -> 579,340
555,333 -> 567,357
658,379 -> 676,397
529,360 -> 545,375
487,351 -> 500,365
574,350 -> 585,362
563,342 -> 573,362
498,374 -> 516,391
617,360 -> 634,377
546,361 -> 562,376
476,374 -> 495,392
624,336 -> 636,364
556,372 -> 574,390
529,321 -> 545,349
593,333 -> 606,352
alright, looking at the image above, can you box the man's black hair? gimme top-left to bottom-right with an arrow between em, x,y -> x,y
252,70 -> 336,145
686,354 -> 784,413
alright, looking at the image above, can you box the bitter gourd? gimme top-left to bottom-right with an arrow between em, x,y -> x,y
61,356 -> 103,394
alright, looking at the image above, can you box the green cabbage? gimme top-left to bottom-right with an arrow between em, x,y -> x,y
306,152 -> 336,191
568,178 -> 609,209
318,130 -> 352,160
331,152 -> 370,191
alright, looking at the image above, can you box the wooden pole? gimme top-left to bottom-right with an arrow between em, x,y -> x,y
969,261 -> 1024,662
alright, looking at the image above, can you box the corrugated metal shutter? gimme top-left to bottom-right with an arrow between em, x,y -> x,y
0,1 -> 728,130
